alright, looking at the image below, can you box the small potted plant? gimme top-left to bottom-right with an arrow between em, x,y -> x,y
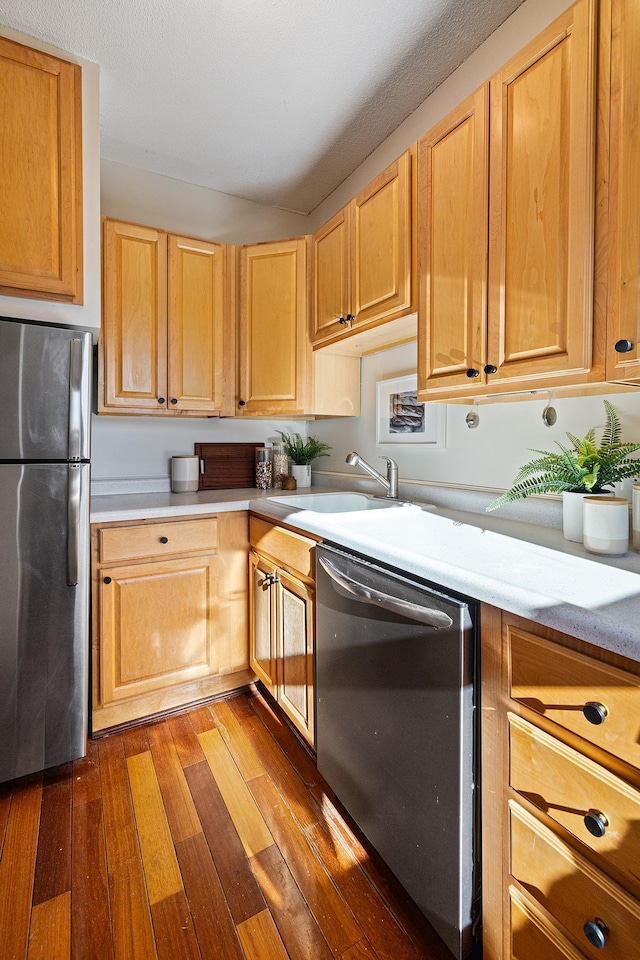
277,431 -> 331,488
486,400 -> 640,541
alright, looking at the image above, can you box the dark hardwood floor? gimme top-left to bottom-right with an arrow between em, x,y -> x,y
0,688 -> 454,959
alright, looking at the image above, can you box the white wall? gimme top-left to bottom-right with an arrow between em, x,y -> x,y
310,344 -> 640,493
0,26 -> 101,332
91,415 -> 308,482
101,160 -> 308,244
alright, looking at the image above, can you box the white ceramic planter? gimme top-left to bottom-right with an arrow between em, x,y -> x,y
291,463 -> 312,488
562,490 -> 612,542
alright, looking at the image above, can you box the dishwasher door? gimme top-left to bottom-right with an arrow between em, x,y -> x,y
315,543 -> 479,960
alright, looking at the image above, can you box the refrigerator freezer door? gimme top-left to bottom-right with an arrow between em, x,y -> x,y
0,462 -> 90,783
0,319 -> 92,462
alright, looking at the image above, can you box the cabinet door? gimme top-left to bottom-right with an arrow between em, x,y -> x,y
100,220 -> 168,412
351,152 -> 413,328
238,238 -> 310,415
277,571 -> 314,746
249,552 -> 278,694
607,0 -> 640,382
417,87 -> 489,398
487,0 -> 597,387
167,235 -> 225,413
0,37 -> 83,303
312,207 -> 351,343
99,555 -> 217,703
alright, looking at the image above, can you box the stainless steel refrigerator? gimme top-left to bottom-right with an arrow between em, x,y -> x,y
0,316 -> 92,784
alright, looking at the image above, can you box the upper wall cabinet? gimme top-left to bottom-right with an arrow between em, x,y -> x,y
0,37 -> 83,303
237,237 -> 312,417
606,0 -> 640,384
99,218 -> 233,416
237,237 -> 360,418
312,152 -> 415,349
418,0 -> 600,401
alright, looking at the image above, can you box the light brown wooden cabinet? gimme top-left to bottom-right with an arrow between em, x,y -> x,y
238,237 -> 312,416
238,237 -> 360,418
91,512 -> 251,731
605,0 -> 640,384
249,516 -> 316,745
99,218 -> 233,416
0,36 -> 83,303
312,152 -> 416,352
418,0 -> 601,402
482,607 -> 640,960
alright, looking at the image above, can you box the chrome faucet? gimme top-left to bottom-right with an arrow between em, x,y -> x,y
345,451 -> 399,499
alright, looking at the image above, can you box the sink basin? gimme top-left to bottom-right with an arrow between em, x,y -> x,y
272,492 -> 406,513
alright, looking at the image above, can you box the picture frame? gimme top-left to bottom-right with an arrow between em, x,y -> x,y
376,375 -> 445,446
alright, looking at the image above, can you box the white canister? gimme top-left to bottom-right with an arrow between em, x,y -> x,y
583,496 -> 629,556
633,484 -> 640,550
171,455 -> 200,493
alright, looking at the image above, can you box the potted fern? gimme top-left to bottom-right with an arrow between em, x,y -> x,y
486,400 -> 640,541
276,431 -> 332,487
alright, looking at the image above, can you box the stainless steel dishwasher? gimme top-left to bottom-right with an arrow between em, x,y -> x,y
315,543 -> 480,960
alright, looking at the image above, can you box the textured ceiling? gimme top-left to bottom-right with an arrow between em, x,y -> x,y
0,0 -> 524,213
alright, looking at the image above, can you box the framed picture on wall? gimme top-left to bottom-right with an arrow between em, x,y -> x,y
376,375 -> 446,446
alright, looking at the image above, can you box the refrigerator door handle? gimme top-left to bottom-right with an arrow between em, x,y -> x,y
67,463 -> 82,586
68,337 -> 85,461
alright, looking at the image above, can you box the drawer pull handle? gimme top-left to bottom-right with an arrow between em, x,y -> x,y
583,918 -> 607,949
583,701 -> 608,725
160,536 -> 169,544
584,811 -> 608,838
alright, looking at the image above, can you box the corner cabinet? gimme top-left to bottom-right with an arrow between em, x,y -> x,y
91,512 -> 251,731
482,607 -> 640,960
249,516 -> 317,746
418,0 -> 601,401
99,218 -> 234,416
237,237 -> 360,418
311,151 -> 416,351
0,36 -> 83,303
237,237 -> 312,416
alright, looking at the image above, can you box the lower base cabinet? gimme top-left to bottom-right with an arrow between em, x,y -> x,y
249,515 -> 317,746
481,606 -> 640,960
91,512 -> 251,731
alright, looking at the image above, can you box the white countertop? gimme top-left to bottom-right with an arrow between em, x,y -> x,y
90,487 -> 640,664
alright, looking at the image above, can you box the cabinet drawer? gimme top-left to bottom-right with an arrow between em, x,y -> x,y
509,714 -> 640,889
510,886 -> 587,960
99,518 -> 218,563
508,627 -> 640,770
249,516 -> 317,580
510,802 -> 640,960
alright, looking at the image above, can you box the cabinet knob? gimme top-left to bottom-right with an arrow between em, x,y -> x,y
583,919 -> 607,949
346,313 -> 355,323
238,399 -> 246,407
466,368 -> 480,379
583,701 -> 608,725
158,397 -> 166,404
484,364 -> 497,375
614,339 -> 634,353
160,536 -> 169,544
170,397 -> 178,405
584,811 -> 608,838
103,576 -> 112,584
338,316 -> 348,324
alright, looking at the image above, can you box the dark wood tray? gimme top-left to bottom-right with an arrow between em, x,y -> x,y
194,442 -> 260,490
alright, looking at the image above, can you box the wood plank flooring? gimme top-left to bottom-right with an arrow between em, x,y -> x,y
0,688 -> 454,960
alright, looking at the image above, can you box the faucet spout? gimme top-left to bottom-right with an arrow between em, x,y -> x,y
345,451 -> 398,499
